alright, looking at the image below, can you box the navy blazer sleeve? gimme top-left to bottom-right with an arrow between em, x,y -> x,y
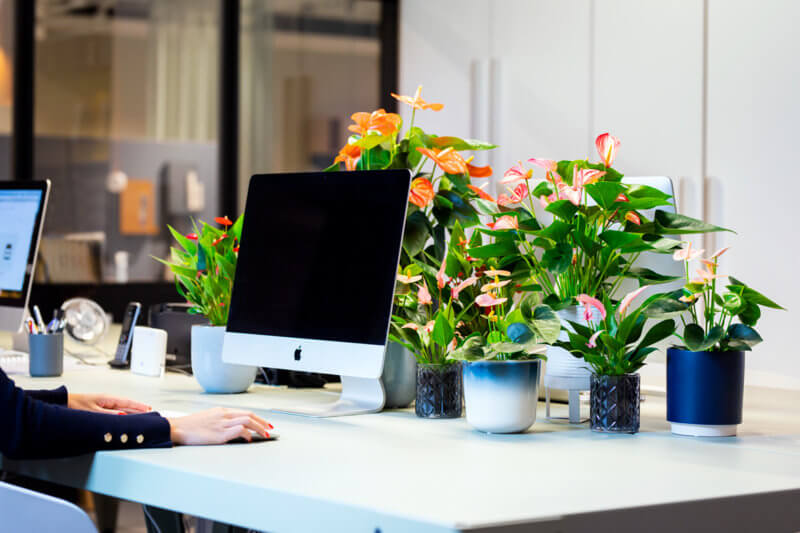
25,386 -> 68,405
1,368 -> 173,460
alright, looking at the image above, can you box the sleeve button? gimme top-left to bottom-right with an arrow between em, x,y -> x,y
136,434 -> 144,444
120,434 -> 128,444
104,433 -> 112,443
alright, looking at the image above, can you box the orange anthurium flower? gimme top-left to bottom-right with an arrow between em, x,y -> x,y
409,177 -> 435,208
334,143 -> 362,171
348,109 -> 402,137
215,216 -> 233,227
468,184 -> 495,202
416,147 -> 468,175
391,85 -> 444,111
466,162 -> 492,178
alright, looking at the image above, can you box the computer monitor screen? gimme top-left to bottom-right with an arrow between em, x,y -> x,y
0,185 -> 47,303
227,170 -> 410,346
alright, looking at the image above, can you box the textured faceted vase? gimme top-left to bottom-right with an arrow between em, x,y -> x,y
667,348 -> 745,437
381,342 -> 417,409
590,373 -> 640,433
415,362 -> 462,418
463,360 -> 541,433
191,325 -> 256,394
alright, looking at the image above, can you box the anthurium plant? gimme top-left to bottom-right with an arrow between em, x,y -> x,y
154,215 -> 242,327
329,85 -> 495,271
555,289 -> 677,375
468,133 -> 728,309
653,244 -> 785,352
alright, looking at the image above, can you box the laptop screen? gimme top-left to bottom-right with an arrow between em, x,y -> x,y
0,188 -> 45,299
227,170 -> 410,346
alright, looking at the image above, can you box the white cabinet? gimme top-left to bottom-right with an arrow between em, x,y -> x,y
706,0 -> 800,388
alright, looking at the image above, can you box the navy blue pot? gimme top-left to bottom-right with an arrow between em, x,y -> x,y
666,347 -> 745,436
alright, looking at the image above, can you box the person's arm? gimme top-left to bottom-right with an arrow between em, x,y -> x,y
24,386 -> 68,405
1,368 -> 171,460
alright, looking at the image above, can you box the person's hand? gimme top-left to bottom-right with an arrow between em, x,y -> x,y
166,407 -> 273,445
67,393 -> 152,415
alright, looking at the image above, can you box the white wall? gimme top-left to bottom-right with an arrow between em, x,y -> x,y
399,0 -> 800,388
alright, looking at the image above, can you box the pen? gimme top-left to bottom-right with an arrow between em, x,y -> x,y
32,305 -> 47,334
46,318 -> 58,333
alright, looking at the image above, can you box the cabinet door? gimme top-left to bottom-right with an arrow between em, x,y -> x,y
707,0 -> 800,388
398,0 -> 490,142
593,0 -> 704,221
489,0 -> 593,177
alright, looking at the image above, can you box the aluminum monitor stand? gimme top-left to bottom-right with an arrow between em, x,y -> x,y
271,375 -> 385,417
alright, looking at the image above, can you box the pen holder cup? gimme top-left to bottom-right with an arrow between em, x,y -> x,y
28,333 -> 64,377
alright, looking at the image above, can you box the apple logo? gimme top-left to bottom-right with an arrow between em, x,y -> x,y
294,346 -> 302,361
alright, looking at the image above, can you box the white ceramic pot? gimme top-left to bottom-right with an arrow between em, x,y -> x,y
463,360 -> 542,433
191,325 -> 256,394
544,306 -> 597,391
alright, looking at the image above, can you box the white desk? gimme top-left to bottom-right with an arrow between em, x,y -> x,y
2,353 -> 800,532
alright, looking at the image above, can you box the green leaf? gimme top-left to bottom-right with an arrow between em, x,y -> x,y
531,181 -> 553,198
684,324 -> 724,352
448,335 -> 487,361
627,267 -> 681,285
432,312 -> 454,348
644,297 -> 688,319
168,225 -> 197,255
600,230 -> 646,251
545,200 -> 579,220
323,161 -> 339,172
585,182 -> 627,210
636,319 -> 676,350
353,133 -> 392,150
725,324 -> 763,351
732,279 -> 785,310
738,302 -> 761,326
654,211 -> 732,235
403,211 -> 430,258
541,242 -> 572,274
529,305 -> 562,344
467,240 -> 519,259
424,134 -> 497,151
534,220 -> 571,243
722,293 -> 746,315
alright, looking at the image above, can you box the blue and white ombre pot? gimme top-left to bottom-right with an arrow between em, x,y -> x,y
667,347 -> 745,437
463,359 -> 542,433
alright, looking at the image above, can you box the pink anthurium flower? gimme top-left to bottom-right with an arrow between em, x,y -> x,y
436,259 -> 448,289
396,273 -> 422,284
586,330 -> 604,349
481,279 -> 512,292
577,294 -> 607,322
452,276 -> 478,299
695,267 -> 726,282
618,286 -> 649,317
595,133 -> 621,167
700,259 -> 716,273
484,269 -> 511,277
557,181 -> 582,206
500,161 -> 533,184
475,293 -> 508,307
527,158 -> 558,173
487,215 -> 519,230
417,284 -> 433,305
673,242 -> 704,262
574,167 -> 606,188
711,247 -> 730,259
402,321 -> 435,333
497,182 -> 529,206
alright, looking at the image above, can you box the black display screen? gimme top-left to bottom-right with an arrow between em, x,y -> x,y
227,170 -> 410,346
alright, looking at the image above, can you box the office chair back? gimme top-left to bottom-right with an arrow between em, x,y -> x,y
0,481 -> 98,533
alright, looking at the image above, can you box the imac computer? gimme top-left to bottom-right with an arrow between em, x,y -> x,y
222,170 -> 411,417
0,181 -> 50,332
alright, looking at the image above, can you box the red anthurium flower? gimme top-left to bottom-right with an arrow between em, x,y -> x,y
409,177 -> 435,208
625,211 -> 641,225
215,216 -> 233,227
211,234 -> 228,246
233,246 -> 240,253
186,233 -> 198,241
